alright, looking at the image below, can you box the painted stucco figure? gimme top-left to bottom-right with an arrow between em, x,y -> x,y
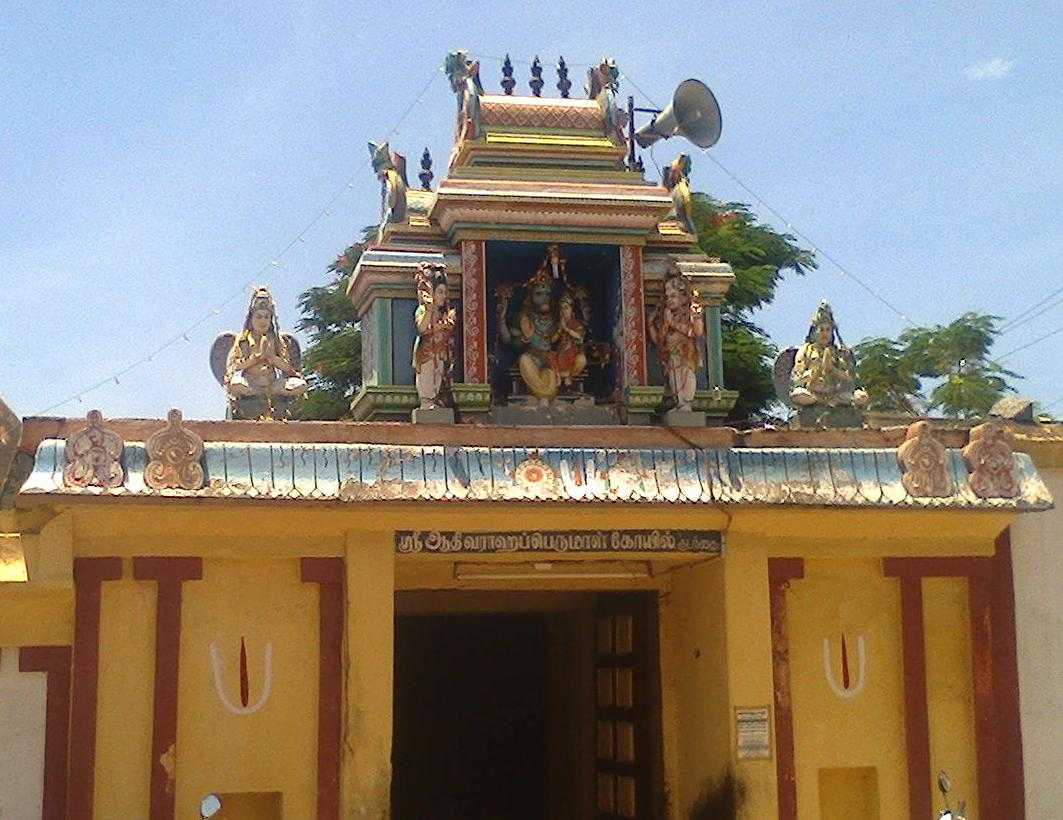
648,267 -> 703,412
783,300 -> 868,410
664,153 -> 695,234
210,287 -> 306,420
369,141 -> 408,225
585,58 -> 622,144
497,247 -> 589,406
413,262 -> 456,409
963,420 -> 1019,498
444,50 -> 483,141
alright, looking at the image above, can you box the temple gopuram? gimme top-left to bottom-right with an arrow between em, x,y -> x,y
1,50 -> 1061,820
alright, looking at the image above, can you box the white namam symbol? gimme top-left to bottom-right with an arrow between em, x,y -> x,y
209,638 -> 273,715
821,634 -> 868,699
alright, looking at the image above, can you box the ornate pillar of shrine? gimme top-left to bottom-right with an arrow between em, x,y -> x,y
681,257 -> 739,419
619,246 -> 659,422
453,239 -> 492,413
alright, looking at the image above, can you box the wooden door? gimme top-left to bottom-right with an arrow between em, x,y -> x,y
593,593 -> 664,820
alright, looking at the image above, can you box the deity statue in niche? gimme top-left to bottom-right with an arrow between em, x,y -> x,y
413,262 -> 456,409
648,267 -> 704,411
496,246 -> 591,406
210,287 -> 307,420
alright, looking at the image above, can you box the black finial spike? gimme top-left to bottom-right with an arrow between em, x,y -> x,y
501,54 -> 516,95
556,56 -> 571,98
418,147 -> 433,191
530,56 -> 544,97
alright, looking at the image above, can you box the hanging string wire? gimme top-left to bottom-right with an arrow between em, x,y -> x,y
33,66 -> 441,416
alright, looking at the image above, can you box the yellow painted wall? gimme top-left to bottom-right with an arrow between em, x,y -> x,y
662,558 -> 730,817
0,498 -> 1020,818
787,559 -> 907,818
94,570 -> 156,816
923,577 -> 979,817
177,557 -> 319,818
343,529 -> 394,819
719,532 -> 778,818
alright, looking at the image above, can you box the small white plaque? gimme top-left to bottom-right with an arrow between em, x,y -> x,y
735,706 -> 772,760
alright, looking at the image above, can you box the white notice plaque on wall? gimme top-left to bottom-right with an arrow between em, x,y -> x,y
735,706 -> 772,759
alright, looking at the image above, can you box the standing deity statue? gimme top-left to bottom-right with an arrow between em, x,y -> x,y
497,246 -> 589,406
210,287 -> 307,420
444,50 -> 484,141
413,262 -> 456,409
369,142 -> 408,225
648,268 -> 704,412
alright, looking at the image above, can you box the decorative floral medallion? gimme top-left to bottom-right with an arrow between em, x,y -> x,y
963,420 -> 1018,498
896,420 -> 952,498
63,410 -> 124,489
513,456 -> 559,499
145,409 -> 205,491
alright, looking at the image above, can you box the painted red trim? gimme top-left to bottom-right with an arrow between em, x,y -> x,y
302,557 -> 344,820
882,556 -> 995,578
885,538 -> 1026,819
132,556 -> 202,582
133,556 -> 203,820
68,556 -> 122,819
894,577 -> 932,819
19,645 -> 72,820
991,530 -> 1026,817
767,557 -> 804,820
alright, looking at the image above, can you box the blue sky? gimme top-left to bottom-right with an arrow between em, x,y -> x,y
2,1 -> 1061,419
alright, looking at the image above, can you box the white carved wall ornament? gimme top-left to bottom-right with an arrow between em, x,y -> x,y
209,640 -> 273,716
821,634 -> 868,699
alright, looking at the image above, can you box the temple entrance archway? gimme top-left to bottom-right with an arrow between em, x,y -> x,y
391,591 -> 663,820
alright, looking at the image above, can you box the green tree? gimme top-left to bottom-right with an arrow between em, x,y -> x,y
854,312 -> 1017,418
295,241 -> 365,420
690,193 -> 816,420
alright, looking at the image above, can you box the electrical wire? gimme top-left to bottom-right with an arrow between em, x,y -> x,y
32,66 -> 441,416
621,71 -> 917,328
998,288 -> 1063,336
995,322 -> 1063,363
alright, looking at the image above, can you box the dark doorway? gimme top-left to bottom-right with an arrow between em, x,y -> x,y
391,614 -> 551,820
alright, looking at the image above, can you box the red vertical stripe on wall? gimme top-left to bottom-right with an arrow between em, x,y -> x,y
68,556 -> 122,819
767,557 -> 804,820
302,557 -> 345,820
133,557 -> 203,820
19,645 -> 72,820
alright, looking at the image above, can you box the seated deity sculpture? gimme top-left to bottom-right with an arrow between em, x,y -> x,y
210,287 -> 307,420
496,246 -> 590,407
413,262 -> 456,410
648,267 -> 704,412
775,300 -> 868,425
